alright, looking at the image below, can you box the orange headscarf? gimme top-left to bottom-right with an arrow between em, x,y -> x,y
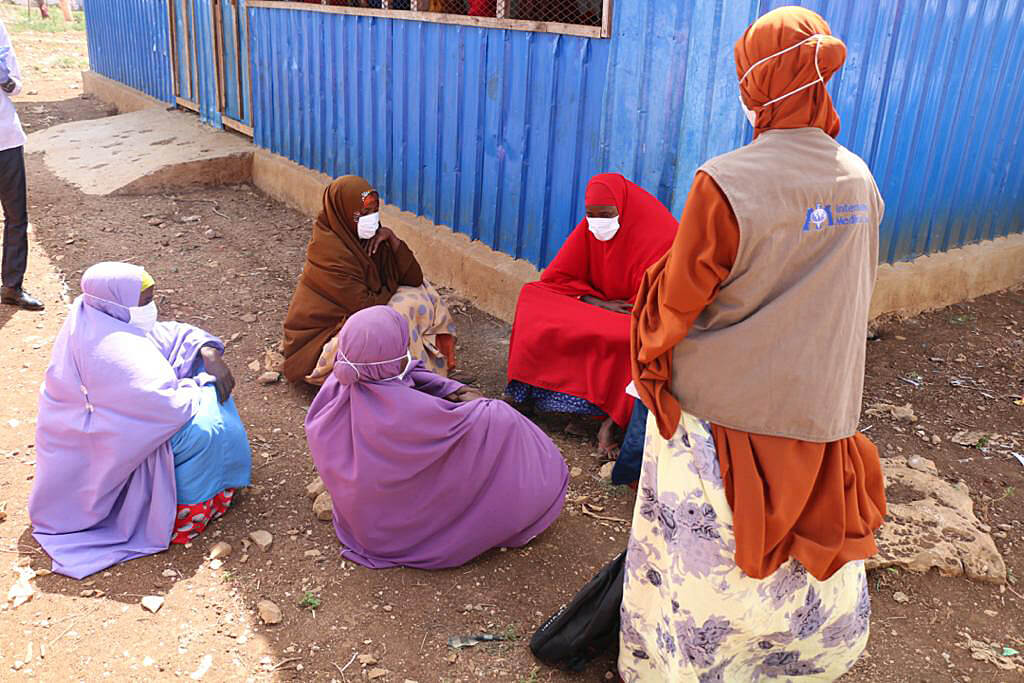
736,6 -> 846,139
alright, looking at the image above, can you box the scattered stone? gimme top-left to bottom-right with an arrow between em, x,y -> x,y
368,668 -> 389,680
931,434 -> 942,445
247,360 -> 261,373
599,461 -> 615,482
240,313 -> 258,324
257,371 -> 280,385
209,559 -> 224,571
80,589 -> 95,598
893,591 -> 910,604
570,466 -> 583,478
313,491 -> 334,522
952,430 -> 992,448
358,654 -> 379,667
180,215 -> 201,223
208,542 -> 232,560
984,609 -> 999,617
141,595 -> 165,613
868,456 -> 1006,583
257,600 -> 282,625
445,653 -> 458,664
204,229 -> 219,240
190,654 -> 213,680
303,550 -> 322,559
382,604 -> 393,612
147,217 -> 163,226
306,477 -> 326,501
161,569 -> 178,578
866,402 -> 918,423
249,530 -> 273,551
12,660 -> 23,670
7,566 -> 35,608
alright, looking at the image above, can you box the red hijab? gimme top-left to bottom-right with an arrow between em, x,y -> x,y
541,173 -> 678,302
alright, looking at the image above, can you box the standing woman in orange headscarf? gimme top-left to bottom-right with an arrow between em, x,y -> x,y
618,7 -> 887,681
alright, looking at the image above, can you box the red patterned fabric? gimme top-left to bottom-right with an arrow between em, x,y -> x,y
170,489 -> 236,544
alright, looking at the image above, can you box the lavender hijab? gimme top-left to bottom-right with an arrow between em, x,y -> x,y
306,306 -> 568,569
29,262 -> 221,579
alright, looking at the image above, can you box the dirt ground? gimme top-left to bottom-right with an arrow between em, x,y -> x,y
1,17 -> 1023,683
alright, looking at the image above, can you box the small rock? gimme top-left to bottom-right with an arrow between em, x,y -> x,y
984,609 -> 999,617
209,559 -> 224,571
141,595 -> 165,613
247,360 -> 261,372
306,477 -> 326,501
257,599 -> 282,625
204,229 -> 219,240
599,461 -> 615,482
893,591 -> 910,604
161,569 -> 178,578
303,550 -> 322,559
181,215 -> 201,223
240,313 -> 258,324
358,654 -> 379,667
313,491 -> 334,522
249,530 -> 273,551
147,217 -> 164,226
368,668 -> 389,680
257,371 -> 280,385
382,604 -> 393,612
570,466 -> 583,478
80,589 -> 96,598
445,653 -> 458,664
208,542 -> 232,560
931,434 -> 941,445
264,349 -> 285,372
12,660 -> 23,671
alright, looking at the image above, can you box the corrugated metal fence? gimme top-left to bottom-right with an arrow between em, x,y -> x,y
603,0 -> 1024,264
83,0 -> 174,104
248,8 -> 610,267
82,0 -> 1024,268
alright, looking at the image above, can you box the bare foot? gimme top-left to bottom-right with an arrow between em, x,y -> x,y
597,417 -> 619,457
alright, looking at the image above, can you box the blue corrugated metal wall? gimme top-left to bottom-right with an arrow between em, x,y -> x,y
85,0 -> 1024,268
83,0 -> 174,104
248,7 -> 610,267
602,0 -> 1024,264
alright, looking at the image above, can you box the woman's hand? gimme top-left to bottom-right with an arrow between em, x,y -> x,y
201,345 -> 236,403
444,386 -> 484,403
366,226 -> 400,256
581,296 -> 633,315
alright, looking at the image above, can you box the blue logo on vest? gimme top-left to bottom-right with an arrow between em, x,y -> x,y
803,203 -> 833,232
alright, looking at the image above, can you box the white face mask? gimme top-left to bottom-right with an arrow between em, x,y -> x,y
587,215 -> 620,242
738,33 -> 826,127
128,301 -> 158,333
340,349 -> 413,382
357,212 -> 380,240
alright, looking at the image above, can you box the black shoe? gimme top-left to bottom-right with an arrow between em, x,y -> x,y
1,287 -> 45,311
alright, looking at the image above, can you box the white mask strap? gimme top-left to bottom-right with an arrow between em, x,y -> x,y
740,34 -> 826,108
337,348 -> 412,381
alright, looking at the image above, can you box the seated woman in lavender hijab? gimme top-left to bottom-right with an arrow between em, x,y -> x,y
29,262 -> 252,579
306,306 -> 569,569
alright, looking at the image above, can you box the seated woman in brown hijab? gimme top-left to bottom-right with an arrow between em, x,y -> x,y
282,175 -> 456,385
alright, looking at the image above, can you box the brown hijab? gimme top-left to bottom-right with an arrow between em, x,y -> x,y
736,6 -> 846,139
282,176 -> 423,382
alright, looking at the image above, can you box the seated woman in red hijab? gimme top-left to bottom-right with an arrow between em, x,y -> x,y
505,173 -> 677,454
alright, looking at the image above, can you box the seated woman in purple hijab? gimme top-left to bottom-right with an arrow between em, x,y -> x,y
29,262 -> 252,579
306,305 -> 569,569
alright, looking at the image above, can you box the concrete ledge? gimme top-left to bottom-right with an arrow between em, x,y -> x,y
81,71 -> 168,114
251,149 -> 540,322
872,233 -> 1024,319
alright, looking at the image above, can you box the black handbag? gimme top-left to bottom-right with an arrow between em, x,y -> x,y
530,550 -> 626,672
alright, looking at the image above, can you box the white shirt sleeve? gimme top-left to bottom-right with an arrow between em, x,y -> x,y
0,21 -> 23,97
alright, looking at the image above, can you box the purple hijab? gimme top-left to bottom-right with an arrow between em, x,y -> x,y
306,306 -> 568,569
29,262 -> 221,579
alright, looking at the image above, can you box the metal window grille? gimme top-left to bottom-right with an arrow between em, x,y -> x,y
255,0 -> 612,36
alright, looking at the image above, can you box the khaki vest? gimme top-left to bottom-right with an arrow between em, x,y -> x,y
671,128 -> 883,442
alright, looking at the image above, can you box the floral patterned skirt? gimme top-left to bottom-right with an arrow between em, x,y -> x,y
306,281 -> 456,385
171,489 -> 236,545
618,411 -> 870,682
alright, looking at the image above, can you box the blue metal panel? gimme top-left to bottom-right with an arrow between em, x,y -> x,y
189,0 -> 222,128
249,6 -> 610,267
601,0 -> 1024,264
83,0 -> 174,104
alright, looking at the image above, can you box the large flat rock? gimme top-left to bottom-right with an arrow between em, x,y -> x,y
28,108 -> 253,196
869,455 -> 1006,584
